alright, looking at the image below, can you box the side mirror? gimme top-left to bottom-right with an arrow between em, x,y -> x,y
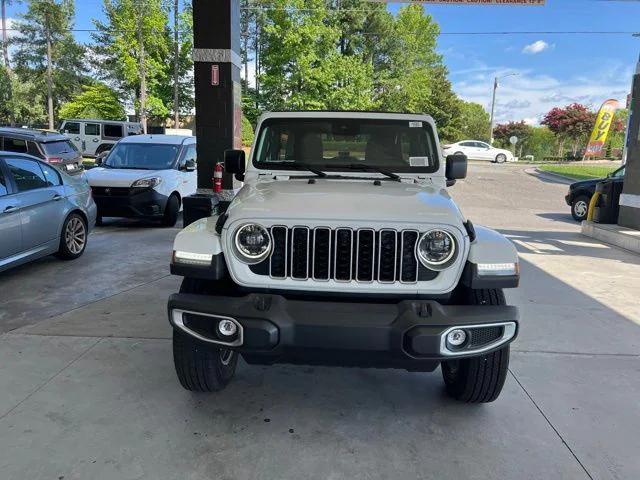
446,154 -> 467,181
184,159 -> 196,172
95,151 -> 109,166
224,149 -> 246,181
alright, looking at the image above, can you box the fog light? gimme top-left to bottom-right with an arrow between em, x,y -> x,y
218,319 -> 237,337
446,329 -> 467,347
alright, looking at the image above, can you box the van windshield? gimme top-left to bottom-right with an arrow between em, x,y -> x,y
104,143 -> 180,170
253,118 -> 439,174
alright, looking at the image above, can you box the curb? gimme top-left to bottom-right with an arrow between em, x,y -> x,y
526,168 -> 574,185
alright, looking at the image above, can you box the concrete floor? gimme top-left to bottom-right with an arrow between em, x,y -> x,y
0,164 -> 638,480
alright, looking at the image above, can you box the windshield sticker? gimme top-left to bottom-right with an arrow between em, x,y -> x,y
409,121 -> 422,128
409,156 -> 429,167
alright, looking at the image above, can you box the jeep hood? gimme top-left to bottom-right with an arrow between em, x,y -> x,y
227,178 -> 465,226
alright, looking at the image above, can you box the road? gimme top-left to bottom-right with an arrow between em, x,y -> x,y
0,163 -> 638,480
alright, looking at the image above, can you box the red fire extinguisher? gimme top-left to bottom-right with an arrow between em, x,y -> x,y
213,162 -> 223,193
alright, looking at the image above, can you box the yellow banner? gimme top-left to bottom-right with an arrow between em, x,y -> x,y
585,99 -> 619,157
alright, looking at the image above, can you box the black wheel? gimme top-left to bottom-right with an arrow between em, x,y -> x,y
571,195 -> 590,222
441,288 -> 510,403
162,194 -> 180,227
172,277 -> 238,392
495,153 -> 507,164
56,213 -> 88,260
454,151 -> 464,156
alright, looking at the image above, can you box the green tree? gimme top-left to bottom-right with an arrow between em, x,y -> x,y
12,0 -> 87,129
259,0 -> 374,111
0,65 -> 47,126
59,83 -> 126,120
457,101 -> 491,142
493,120 -> 531,153
92,0 -> 171,131
242,114 -> 254,147
521,126 -> 556,161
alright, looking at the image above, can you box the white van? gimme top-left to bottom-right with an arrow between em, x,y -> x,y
84,135 -> 197,227
59,119 -> 143,157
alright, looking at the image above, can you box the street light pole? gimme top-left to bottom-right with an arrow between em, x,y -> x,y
489,73 -> 518,145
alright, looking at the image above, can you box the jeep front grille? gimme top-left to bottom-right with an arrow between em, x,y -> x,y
267,226 -> 427,284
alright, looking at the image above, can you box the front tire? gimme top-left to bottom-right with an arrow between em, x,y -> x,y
162,194 -> 180,227
441,288 -> 510,403
172,277 -> 238,392
571,195 -> 590,221
56,213 -> 88,260
495,153 -> 507,163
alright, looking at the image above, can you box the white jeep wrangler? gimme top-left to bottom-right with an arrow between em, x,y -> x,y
168,112 -> 520,403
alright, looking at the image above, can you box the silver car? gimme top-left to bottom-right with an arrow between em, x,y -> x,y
0,153 -> 97,273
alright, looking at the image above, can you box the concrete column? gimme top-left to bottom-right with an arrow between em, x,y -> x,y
192,0 -> 242,189
619,63 -> 640,228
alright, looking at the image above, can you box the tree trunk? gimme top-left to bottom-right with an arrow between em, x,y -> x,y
45,13 -> 54,130
1,0 -> 9,70
137,13 -> 147,134
173,0 -> 179,129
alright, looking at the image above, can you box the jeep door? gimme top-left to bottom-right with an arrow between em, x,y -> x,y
83,122 -> 102,156
4,157 -> 67,251
61,121 -> 83,153
0,159 -> 21,260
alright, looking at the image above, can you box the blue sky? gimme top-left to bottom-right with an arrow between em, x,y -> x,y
6,0 -> 640,123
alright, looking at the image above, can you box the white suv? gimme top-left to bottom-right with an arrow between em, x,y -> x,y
168,112 -> 520,403
85,135 -> 197,226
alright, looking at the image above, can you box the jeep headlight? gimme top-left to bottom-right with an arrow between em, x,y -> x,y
234,224 -> 272,264
131,177 -> 161,188
417,229 -> 456,269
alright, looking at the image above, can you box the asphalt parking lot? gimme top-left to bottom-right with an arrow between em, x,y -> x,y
1,163 -> 639,480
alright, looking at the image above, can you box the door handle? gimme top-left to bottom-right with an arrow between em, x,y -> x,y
74,137 -> 81,141
53,194 -> 63,201
93,138 -> 99,142
3,205 -> 18,213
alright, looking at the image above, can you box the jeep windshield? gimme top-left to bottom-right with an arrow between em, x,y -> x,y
104,143 -> 180,170
253,118 -> 439,174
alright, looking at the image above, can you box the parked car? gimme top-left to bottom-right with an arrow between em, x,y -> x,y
565,165 -> 625,221
0,127 -> 83,174
167,111 -> 520,404
85,135 -> 197,227
443,140 -> 514,163
0,153 -> 96,273
59,119 -> 143,157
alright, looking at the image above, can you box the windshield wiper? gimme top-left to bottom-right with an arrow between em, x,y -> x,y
345,163 -> 401,182
297,163 -> 327,177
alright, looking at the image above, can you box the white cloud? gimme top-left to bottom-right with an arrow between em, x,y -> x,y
452,62 -> 631,125
522,40 -> 552,55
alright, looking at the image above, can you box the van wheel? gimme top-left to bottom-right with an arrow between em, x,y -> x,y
162,194 -> 180,227
441,288 -> 511,403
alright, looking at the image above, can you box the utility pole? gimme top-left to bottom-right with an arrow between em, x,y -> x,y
488,72 -> 518,145
1,0 -> 10,70
45,8 -> 54,130
489,77 -> 497,145
137,10 -> 147,134
173,0 -> 179,129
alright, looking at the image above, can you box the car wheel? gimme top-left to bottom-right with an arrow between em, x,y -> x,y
495,153 -> 507,163
571,195 -> 590,222
172,277 -> 238,392
56,213 -> 88,260
162,194 -> 180,227
454,151 -> 464,156
441,288 -> 510,403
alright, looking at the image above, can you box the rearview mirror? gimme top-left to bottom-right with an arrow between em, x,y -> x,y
446,154 -> 467,181
224,149 -> 246,181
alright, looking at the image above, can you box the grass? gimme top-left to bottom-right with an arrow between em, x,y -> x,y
538,164 -> 618,181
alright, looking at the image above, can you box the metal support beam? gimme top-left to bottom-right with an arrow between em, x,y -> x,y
192,0 -> 242,189
619,60 -> 640,229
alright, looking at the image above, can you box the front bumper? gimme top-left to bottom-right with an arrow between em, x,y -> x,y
168,293 -> 519,371
92,187 -> 168,218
